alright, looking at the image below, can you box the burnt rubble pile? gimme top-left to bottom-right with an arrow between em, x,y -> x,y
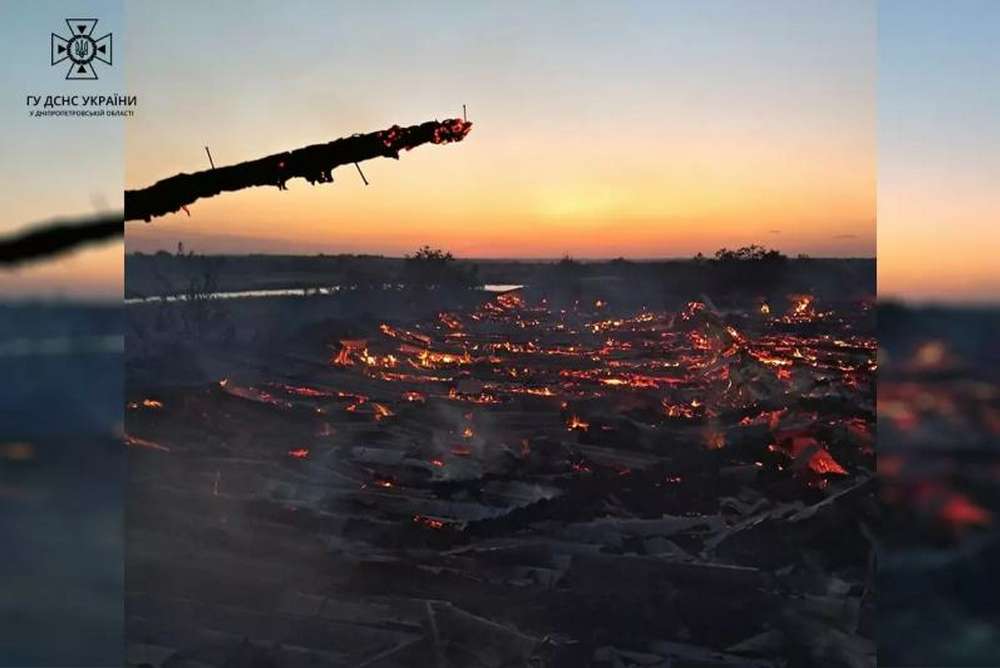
126,289 -> 876,667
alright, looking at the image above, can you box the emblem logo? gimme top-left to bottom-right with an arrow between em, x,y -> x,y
51,19 -> 112,80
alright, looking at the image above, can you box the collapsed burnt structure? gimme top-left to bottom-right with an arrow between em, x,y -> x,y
126,286 -> 876,667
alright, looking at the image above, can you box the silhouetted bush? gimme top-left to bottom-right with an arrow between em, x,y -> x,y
710,245 -> 787,265
694,245 -> 790,299
402,246 -> 476,288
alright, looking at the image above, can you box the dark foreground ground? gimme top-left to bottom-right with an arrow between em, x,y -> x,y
879,303 -> 1000,666
4,264 -> 994,667
0,303 -> 124,667
124,258 -> 877,667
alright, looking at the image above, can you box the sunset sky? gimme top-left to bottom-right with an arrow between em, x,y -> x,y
11,2 -> 995,303
124,1 -> 875,260
878,0 -> 1000,303
0,0 -> 123,300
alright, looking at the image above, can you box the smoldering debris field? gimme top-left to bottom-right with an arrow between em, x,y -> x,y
879,304 -> 1000,666
125,258 -> 876,668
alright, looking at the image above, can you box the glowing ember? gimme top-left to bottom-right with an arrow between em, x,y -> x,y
379,323 -> 431,346
287,448 -> 310,459
413,514 -> 446,529
791,295 -> 813,316
782,436 -> 848,475
373,403 -> 394,421
939,495 -> 993,528
332,339 -> 368,366
438,312 -> 463,331
910,482 -> 993,529
128,399 -> 160,409
704,430 -> 726,450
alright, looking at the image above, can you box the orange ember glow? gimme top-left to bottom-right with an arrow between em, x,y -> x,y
438,312 -> 463,331
704,430 -> 726,450
785,436 -> 848,475
151,290 -> 875,529
128,398 -> 164,410
332,339 -> 369,366
413,514 -> 446,529
939,494 -> 992,528
910,482 -> 993,530
791,295 -> 813,315
373,403 -> 394,421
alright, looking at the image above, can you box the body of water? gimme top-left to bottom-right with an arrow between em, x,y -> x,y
124,284 -> 524,305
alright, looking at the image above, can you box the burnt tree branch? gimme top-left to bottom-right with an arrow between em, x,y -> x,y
0,212 -> 122,267
2,117 -> 471,267
125,118 -> 473,222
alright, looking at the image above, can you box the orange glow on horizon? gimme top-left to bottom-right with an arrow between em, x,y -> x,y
879,166 -> 1000,303
125,127 -> 875,259
0,241 -> 123,301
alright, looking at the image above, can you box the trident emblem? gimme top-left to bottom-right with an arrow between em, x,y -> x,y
73,39 -> 91,60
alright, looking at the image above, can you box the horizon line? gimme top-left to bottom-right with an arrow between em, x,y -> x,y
126,251 -> 876,261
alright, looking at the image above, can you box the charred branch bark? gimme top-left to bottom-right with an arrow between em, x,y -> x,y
2,118 -> 471,267
125,118 -> 473,222
0,212 -> 122,266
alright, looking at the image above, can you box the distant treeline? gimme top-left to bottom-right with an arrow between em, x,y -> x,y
126,245 -> 873,307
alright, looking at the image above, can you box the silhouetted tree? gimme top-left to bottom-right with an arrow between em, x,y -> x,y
711,245 -> 786,264
701,245 -> 789,297
402,246 -> 475,287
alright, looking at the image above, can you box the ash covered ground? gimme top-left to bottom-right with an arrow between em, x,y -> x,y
125,258 -> 876,668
